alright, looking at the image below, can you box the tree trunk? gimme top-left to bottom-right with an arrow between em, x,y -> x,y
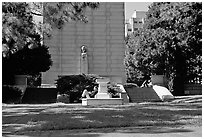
173,46 -> 186,96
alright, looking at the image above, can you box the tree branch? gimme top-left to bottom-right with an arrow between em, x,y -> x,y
31,11 -> 42,16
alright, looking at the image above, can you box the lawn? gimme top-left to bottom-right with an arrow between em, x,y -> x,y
2,95 -> 202,136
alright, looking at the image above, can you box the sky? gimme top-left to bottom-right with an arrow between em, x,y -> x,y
125,2 -> 152,19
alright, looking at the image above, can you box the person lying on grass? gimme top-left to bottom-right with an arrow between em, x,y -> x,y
81,86 -> 98,98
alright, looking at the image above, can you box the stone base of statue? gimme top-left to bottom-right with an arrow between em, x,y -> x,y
94,78 -> 111,99
82,78 -> 126,106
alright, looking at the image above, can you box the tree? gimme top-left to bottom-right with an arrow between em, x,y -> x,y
125,2 -> 202,95
146,2 -> 202,95
2,2 -> 100,57
2,2 -> 39,57
2,44 -> 52,85
2,2 -> 52,84
2,2 -> 99,85
125,28 -> 174,86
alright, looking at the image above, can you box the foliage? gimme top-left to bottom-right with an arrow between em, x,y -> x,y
125,28 -> 174,85
125,2 -> 202,95
5,45 -> 52,75
56,74 -> 99,102
2,2 -> 99,86
56,74 -> 124,102
2,2 -> 40,58
21,87 -> 58,104
27,73 -> 42,87
2,2 -> 100,57
2,2 -> 49,86
2,44 -> 52,85
2,85 -> 23,104
145,2 -> 202,80
107,82 -> 122,98
42,2 -> 100,30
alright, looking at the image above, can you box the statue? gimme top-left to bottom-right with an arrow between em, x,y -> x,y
80,45 -> 88,74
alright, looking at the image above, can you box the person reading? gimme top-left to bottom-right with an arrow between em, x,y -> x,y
81,86 -> 98,98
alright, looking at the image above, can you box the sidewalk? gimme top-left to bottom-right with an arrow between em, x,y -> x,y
5,126 -> 201,137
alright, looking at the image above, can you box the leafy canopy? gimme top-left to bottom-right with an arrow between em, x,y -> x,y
125,2 -> 202,91
2,2 -> 100,57
2,2 -> 99,84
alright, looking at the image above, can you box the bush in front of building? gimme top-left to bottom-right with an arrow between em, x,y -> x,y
2,85 -> 23,104
56,74 -> 99,103
3,44 -> 52,86
107,82 -> 121,98
56,74 -> 126,102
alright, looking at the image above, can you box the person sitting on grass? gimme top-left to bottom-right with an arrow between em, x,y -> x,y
81,86 -> 98,99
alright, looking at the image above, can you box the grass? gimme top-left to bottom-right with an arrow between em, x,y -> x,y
2,95 -> 202,136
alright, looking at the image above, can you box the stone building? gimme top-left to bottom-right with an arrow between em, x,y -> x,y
42,2 -> 126,84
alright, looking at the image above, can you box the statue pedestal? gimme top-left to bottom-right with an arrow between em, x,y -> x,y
95,93 -> 111,99
95,78 -> 111,99
82,77 -> 125,106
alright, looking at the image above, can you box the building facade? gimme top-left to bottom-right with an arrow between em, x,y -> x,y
125,10 -> 146,36
43,2 -> 126,84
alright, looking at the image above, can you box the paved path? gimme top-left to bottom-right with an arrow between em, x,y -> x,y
4,126 -> 201,137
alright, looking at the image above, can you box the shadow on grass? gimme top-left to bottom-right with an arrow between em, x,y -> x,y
67,127 -> 194,137
116,127 -> 194,134
2,101 -> 202,137
3,126 -> 195,137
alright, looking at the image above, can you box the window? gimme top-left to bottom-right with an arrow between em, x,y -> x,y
134,21 -> 138,23
134,28 -> 138,31
128,29 -> 132,31
139,21 -> 143,23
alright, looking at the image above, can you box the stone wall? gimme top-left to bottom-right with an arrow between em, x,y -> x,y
124,86 -> 161,102
184,84 -> 202,95
43,2 -> 126,84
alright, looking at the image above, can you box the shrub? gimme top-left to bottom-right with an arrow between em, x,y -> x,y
107,82 -> 122,98
56,74 -> 99,103
2,85 -> 23,104
2,44 -> 52,86
21,87 -> 57,104
56,74 -> 126,102
9,45 -> 52,75
27,73 -> 42,87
